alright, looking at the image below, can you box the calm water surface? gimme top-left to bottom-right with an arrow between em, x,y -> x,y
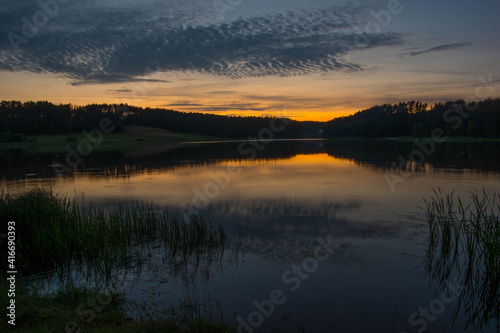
2,140 -> 500,332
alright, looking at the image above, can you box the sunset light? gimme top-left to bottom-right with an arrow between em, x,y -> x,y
1,1 -> 499,332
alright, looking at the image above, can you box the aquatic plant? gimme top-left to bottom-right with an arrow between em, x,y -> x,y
0,189 -> 226,276
424,188 -> 499,331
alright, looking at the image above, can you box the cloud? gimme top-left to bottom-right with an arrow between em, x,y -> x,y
207,90 -> 238,95
107,88 -> 133,94
178,102 -> 268,112
400,42 -> 472,57
71,76 -> 170,86
242,94 -> 336,108
0,2 -> 404,84
165,101 -> 203,107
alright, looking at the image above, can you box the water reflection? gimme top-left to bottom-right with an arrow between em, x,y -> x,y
2,140 -> 500,183
25,226 -> 240,323
3,140 -> 500,331
205,198 -> 403,262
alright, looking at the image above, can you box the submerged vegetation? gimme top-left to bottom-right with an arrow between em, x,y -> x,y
0,188 -> 226,274
424,189 -> 500,331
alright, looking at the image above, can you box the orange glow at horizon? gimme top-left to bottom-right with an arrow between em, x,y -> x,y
204,109 -> 355,122
3,67 -> 481,123
0,70 -> 375,122
0,96 -> 356,122
289,153 -> 354,165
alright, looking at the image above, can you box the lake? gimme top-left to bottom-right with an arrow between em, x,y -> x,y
2,139 -> 500,332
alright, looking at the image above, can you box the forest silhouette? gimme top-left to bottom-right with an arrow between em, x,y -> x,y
0,98 -> 499,141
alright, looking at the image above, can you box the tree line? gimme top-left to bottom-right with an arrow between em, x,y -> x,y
0,101 -> 309,140
0,101 -> 123,136
1,98 -> 499,141
324,99 -> 500,138
121,105 -> 305,139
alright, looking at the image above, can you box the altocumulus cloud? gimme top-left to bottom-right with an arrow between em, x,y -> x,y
400,42 -> 472,58
0,0 -> 403,84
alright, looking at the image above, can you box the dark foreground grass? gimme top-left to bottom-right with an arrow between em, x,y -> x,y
424,189 -> 500,331
0,189 -> 234,332
0,189 -> 226,274
0,280 -> 235,333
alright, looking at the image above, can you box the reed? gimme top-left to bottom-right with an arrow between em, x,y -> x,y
0,189 -> 226,275
423,188 -> 499,330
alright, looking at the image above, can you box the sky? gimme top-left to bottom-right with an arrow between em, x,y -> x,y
0,0 -> 499,121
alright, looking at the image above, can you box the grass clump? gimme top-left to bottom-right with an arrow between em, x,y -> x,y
0,189 -> 226,274
0,280 -> 126,333
424,188 -> 499,331
0,280 -> 236,333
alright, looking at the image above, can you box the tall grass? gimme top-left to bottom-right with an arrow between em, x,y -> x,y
0,189 -> 226,276
424,188 -> 499,331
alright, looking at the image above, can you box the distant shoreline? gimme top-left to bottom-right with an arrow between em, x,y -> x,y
2,132 -> 499,153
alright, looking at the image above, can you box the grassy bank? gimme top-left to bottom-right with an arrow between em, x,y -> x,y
0,126 -> 221,153
388,136 -> 500,143
324,136 -> 500,143
0,281 -> 235,332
